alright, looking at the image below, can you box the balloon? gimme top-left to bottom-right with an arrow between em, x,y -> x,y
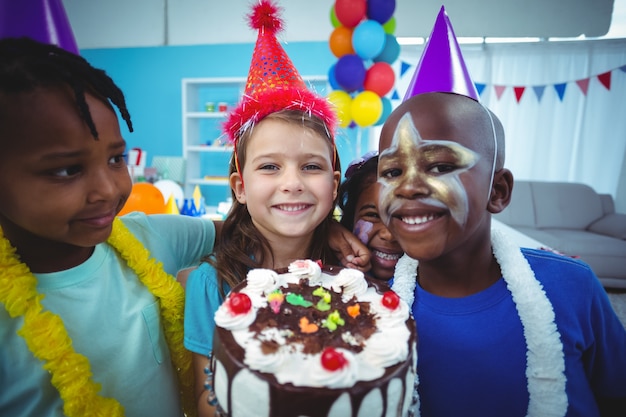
367,0 -> 396,24
119,183 -> 166,216
334,0 -> 367,28
374,96 -> 393,126
327,90 -> 353,128
329,26 -> 355,58
351,91 -> 383,127
352,20 -> 386,60
382,16 -> 397,34
329,5 -> 341,28
328,64 -> 340,90
334,54 -> 366,92
364,62 -> 395,97
373,34 -> 400,64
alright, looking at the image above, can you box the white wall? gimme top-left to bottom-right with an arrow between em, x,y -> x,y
63,0 -> 615,49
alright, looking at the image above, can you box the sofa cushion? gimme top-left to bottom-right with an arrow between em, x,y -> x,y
494,181 -> 535,227
515,228 -> 626,280
588,213 -> 626,239
531,182 -> 604,229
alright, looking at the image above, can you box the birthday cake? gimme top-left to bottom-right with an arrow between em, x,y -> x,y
212,260 -> 417,417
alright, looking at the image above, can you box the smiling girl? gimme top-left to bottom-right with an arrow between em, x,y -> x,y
182,2 -> 345,415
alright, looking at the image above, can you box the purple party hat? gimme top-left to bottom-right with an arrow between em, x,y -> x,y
0,0 -> 79,54
403,6 -> 479,101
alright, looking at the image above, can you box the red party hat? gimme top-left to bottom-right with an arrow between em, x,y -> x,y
0,0 -> 79,55
224,0 -> 336,143
403,6 -> 479,101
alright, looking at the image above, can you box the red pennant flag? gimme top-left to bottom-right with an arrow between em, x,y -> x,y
576,78 -> 590,95
597,71 -> 611,90
513,86 -> 525,103
494,85 -> 506,100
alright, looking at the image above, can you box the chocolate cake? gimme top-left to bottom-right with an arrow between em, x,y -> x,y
212,260 -> 417,417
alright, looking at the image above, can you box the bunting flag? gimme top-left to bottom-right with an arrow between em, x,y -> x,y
486,65 -> 622,103
395,61 -> 626,104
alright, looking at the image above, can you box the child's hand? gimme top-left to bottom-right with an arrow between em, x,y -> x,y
329,221 -> 371,272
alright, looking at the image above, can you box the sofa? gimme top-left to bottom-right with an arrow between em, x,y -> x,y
494,180 -> 626,289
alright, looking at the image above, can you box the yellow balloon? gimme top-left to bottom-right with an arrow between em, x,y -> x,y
351,91 -> 383,127
327,90 -> 352,128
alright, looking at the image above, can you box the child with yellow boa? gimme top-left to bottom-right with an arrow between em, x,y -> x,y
0,37 -> 216,417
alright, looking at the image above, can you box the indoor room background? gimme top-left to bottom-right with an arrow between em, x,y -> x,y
59,0 -> 626,210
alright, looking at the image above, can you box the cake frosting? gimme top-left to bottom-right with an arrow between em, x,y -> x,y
212,260 -> 417,417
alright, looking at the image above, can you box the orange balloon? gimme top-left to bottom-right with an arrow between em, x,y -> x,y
119,182 -> 166,216
329,26 -> 355,58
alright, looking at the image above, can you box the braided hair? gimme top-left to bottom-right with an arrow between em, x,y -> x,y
0,37 -> 132,138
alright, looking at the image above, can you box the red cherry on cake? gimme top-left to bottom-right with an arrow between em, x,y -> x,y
321,348 -> 347,371
228,292 -> 252,315
382,290 -> 400,310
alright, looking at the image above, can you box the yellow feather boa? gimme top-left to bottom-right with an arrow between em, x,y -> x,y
0,217 -> 196,417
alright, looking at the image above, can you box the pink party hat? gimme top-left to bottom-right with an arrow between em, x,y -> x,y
403,6 -> 479,101
0,0 -> 79,54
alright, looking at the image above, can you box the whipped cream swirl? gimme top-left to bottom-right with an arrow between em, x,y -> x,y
362,328 -> 410,368
246,268 -> 280,294
288,259 -> 322,283
330,268 -> 368,301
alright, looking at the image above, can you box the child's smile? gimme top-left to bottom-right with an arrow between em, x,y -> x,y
378,113 -> 479,230
231,118 -> 339,247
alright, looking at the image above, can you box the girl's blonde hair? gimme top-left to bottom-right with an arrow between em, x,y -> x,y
208,110 -> 341,296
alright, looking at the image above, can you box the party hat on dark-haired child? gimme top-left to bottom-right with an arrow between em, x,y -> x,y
403,5 -> 479,102
223,0 -> 337,143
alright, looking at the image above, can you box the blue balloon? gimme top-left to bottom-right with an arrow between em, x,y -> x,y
374,97 -> 393,126
373,34 -> 400,64
367,0 -> 396,24
334,54 -> 366,92
352,20 -> 386,60
328,63 -> 340,90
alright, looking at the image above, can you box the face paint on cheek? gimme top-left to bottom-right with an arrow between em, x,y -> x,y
377,178 -> 394,227
353,219 -> 374,245
430,178 -> 469,226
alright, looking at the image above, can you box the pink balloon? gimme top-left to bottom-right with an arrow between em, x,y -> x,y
335,0 -> 367,28
364,62 -> 395,97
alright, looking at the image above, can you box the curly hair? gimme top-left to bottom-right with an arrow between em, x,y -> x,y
207,109 -> 341,296
338,154 -> 379,231
0,37 -> 132,138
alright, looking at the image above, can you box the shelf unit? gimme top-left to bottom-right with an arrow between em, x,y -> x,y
181,76 -> 329,207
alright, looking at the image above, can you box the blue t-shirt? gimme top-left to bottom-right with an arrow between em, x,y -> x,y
184,261 -> 231,355
0,213 -> 216,417
405,248 -> 626,417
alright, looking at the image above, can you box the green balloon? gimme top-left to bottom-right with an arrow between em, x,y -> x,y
330,5 -> 340,28
383,16 -> 396,34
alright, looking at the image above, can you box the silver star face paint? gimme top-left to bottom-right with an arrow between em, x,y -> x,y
378,113 -> 480,227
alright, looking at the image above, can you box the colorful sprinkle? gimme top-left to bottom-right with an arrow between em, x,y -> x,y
267,290 -> 284,313
347,304 -> 360,318
313,286 -> 332,303
286,293 -> 313,308
299,317 -> 319,333
322,310 -> 345,331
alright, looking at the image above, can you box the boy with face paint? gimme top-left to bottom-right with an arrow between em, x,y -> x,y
382,7 -> 626,417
